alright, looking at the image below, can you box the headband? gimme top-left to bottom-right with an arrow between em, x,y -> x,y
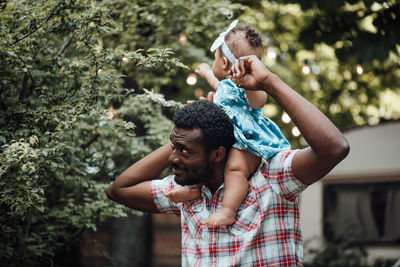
210,20 -> 238,64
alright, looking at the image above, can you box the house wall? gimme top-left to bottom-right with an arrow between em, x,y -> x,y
300,181 -> 400,264
300,122 -> 400,264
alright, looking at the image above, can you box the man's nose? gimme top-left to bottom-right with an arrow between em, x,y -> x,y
168,149 -> 180,164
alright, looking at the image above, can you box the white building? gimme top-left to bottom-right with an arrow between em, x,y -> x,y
300,121 -> 400,264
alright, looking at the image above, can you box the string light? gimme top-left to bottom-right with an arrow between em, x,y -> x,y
292,126 -> 301,137
186,73 -> 197,85
281,112 -> 291,124
302,60 -> 310,75
356,64 -> 363,75
122,57 -> 129,62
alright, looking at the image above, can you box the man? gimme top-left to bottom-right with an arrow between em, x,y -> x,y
106,55 -> 350,266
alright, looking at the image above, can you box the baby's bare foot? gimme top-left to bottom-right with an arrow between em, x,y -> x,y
202,207 -> 236,227
165,185 -> 201,203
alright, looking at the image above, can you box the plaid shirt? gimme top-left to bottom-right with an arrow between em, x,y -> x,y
151,150 -> 307,267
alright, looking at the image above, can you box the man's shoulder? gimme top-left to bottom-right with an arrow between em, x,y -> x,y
265,150 -> 297,169
249,150 -> 297,184
250,150 -> 308,201
258,149 -> 296,169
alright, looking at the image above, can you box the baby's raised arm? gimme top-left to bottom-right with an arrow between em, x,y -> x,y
196,63 -> 219,90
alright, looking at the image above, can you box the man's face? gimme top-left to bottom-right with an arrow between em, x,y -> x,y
168,127 -> 213,186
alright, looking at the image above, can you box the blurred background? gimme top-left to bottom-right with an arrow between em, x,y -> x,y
1,0 -> 399,266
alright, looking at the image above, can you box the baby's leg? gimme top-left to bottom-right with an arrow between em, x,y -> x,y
166,184 -> 201,203
202,148 -> 261,227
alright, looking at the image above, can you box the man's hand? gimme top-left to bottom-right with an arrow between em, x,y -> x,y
229,55 -> 272,92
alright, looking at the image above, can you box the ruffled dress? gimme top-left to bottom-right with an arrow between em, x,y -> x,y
214,79 -> 290,161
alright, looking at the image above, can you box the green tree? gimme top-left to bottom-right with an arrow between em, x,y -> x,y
0,0 -> 244,265
238,0 -> 400,147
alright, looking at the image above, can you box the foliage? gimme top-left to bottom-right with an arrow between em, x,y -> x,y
284,0 -> 400,63
0,0 -> 243,265
304,241 -> 368,267
304,241 -> 399,267
104,0 -> 245,101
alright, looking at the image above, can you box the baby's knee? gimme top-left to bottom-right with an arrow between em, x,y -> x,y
225,159 -> 248,176
226,149 -> 260,177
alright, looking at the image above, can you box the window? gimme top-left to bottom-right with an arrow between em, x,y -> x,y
323,181 -> 400,244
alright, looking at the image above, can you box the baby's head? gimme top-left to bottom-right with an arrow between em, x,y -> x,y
212,24 -> 263,80
225,25 -> 263,60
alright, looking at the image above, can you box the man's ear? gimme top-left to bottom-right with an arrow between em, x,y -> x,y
210,146 -> 227,163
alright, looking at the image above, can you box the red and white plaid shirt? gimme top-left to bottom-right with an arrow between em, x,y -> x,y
151,150 -> 307,267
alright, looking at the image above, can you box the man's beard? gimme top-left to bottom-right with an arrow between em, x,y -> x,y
173,162 -> 212,186
174,175 -> 207,186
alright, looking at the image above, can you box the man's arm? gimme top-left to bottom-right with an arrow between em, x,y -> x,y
231,55 -> 350,185
106,143 -> 172,212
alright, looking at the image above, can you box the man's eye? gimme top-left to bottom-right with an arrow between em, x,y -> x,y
182,148 -> 190,154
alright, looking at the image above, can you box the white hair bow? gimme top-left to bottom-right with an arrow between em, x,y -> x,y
210,20 -> 239,64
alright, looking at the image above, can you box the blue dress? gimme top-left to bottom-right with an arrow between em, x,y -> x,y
214,79 -> 290,161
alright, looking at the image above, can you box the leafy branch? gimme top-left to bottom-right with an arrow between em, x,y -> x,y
9,2 -> 65,46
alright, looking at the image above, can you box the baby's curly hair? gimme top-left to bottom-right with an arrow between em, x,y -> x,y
173,101 -> 235,153
226,25 -> 263,48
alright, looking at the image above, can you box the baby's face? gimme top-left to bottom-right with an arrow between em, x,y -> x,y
212,48 -> 230,81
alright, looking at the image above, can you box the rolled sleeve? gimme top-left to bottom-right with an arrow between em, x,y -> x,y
151,175 -> 181,216
261,150 -> 308,201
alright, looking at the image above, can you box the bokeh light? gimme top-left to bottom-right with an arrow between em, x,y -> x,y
186,73 -> 197,85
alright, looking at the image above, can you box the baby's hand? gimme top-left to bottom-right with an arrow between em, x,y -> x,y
186,91 -> 214,105
165,184 -> 201,203
195,63 -> 212,78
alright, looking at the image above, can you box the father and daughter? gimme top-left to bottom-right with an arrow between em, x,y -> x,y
166,20 -> 291,227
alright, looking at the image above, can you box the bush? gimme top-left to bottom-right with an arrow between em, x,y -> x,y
0,0 -> 190,265
304,241 -> 368,267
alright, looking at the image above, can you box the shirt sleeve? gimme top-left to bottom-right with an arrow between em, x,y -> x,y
151,175 -> 181,216
260,150 -> 308,201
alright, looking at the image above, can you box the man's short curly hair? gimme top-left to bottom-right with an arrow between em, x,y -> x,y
173,101 -> 235,153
